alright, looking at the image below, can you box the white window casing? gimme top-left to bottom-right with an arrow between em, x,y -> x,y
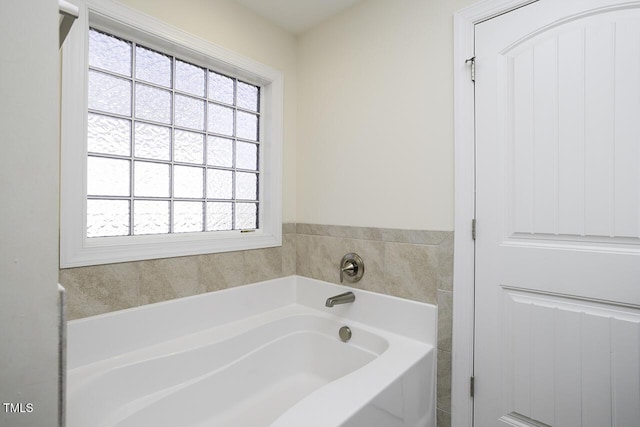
61,0 -> 283,268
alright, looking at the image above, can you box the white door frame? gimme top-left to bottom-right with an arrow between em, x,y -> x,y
451,1 -> 538,426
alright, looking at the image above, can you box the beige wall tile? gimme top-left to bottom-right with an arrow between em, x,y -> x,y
296,223 -> 328,236
437,232 -> 454,291
243,246 -> 283,283
197,252 -> 247,291
437,409 -> 451,427
62,229 -> 452,313
282,223 -> 296,234
383,242 -> 438,304
295,233 -> 385,293
60,263 -> 141,320
282,233 -> 297,276
295,233 -> 344,284
380,229 -> 450,245
296,223 -> 450,245
437,349 -> 452,413
62,224 -> 299,318
139,256 -> 206,305
437,290 -> 453,352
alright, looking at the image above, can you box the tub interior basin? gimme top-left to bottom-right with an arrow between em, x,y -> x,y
68,313 -> 387,427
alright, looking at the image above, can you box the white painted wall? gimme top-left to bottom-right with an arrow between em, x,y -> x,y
0,0 -> 61,425
297,0 -> 476,231
75,0 -> 478,232
118,0 -> 299,224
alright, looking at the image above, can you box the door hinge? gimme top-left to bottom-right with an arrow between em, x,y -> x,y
465,56 -> 475,82
470,376 -> 475,397
472,218 -> 476,240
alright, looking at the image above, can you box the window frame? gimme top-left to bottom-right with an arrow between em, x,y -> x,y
61,0 -> 283,268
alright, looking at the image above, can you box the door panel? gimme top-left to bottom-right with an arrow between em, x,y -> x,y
500,288 -> 640,426
505,8 -> 640,243
475,1 -> 640,426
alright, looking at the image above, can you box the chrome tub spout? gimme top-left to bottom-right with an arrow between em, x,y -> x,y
325,291 -> 355,307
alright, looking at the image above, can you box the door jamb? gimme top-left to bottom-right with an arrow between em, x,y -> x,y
452,1 -> 537,426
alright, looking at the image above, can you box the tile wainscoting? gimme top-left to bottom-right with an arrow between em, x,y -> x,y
59,223 -> 297,320
59,222 -> 454,426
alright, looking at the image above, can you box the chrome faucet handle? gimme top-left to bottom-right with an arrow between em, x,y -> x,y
340,261 -> 356,283
339,253 -> 364,284
341,261 -> 356,272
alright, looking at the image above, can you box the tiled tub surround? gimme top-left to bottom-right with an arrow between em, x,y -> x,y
294,224 -> 454,426
60,223 -> 297,320
59,223 -> 454,426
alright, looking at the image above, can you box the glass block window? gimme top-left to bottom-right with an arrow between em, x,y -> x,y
86,28 -> 260,238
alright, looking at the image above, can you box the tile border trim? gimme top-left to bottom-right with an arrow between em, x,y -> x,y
295,223 -> 452,245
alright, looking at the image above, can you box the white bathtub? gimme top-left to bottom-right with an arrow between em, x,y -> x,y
67,276 -> 437,427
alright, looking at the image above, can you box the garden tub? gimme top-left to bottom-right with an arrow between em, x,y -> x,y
67,276 -> 437,427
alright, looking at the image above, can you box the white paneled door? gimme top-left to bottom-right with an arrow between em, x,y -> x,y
474,1 -> 640,426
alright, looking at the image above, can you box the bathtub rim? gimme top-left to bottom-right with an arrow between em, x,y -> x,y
68,275 -> 437,369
